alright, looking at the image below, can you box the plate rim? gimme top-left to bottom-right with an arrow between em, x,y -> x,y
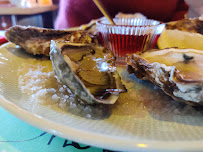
1,95 -> 203,152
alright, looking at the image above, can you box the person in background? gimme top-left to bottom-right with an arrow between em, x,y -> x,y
185,0 -> 203,18
55,0 -> 188,29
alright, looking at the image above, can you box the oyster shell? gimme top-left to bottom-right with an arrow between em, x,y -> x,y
5,25 -> 98,56
157,17 -> 203,50
166,17 -> 203,34
127,48 -> 203,105
50,41 -> 126,104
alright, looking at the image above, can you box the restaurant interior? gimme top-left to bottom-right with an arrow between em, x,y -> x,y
0,0 -> 203,152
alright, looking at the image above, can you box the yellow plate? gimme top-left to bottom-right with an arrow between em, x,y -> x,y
1,43 -> 203,152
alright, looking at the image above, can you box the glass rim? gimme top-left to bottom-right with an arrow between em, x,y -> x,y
96,18 -> 165,28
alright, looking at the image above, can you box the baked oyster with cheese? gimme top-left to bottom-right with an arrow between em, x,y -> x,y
127,48 -> 203,105
50,41 -> 126,104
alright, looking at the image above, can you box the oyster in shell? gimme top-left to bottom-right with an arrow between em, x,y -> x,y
127,48 -> 203,105
5,25 -> 98,56
157,17 -> 203,50
166,17 -> 203,34
50,41 -> 126,104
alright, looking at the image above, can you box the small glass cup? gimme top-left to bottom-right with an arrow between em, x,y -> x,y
96,18 -> 165,64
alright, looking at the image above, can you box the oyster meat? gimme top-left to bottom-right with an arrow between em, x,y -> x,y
5,25 -> 98,56
127,48 -> 203,105
50,41 -> 126,104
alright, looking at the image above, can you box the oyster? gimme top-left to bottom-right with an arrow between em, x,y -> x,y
79,18 -> 99,33
157,17 -> 203,50
50,41 -> 126,104
5,25 -> 98,56
166,17 -> 203,34
127,48 -> 203,105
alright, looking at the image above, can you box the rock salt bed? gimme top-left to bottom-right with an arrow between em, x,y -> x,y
17,59 -> 109,119
17,59 -> 203,120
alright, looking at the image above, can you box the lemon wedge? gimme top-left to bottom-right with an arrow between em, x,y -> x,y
157,29 -> 203,50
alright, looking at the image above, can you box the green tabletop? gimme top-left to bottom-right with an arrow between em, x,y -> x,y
0,107 -> 115,152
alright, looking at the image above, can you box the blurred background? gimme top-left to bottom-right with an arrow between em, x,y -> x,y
0,0 -> 202,31
0,0 -> 59,30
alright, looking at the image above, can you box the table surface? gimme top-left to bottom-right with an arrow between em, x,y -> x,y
0,5 -> 58,15
0,107 -> 114,152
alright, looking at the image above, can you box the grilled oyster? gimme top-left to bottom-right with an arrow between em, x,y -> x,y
50,41 -> 126,104
5,25 -> 98,56
127,48 -> 203,105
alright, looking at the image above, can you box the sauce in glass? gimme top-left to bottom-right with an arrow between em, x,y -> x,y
99,33 -> 160,58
